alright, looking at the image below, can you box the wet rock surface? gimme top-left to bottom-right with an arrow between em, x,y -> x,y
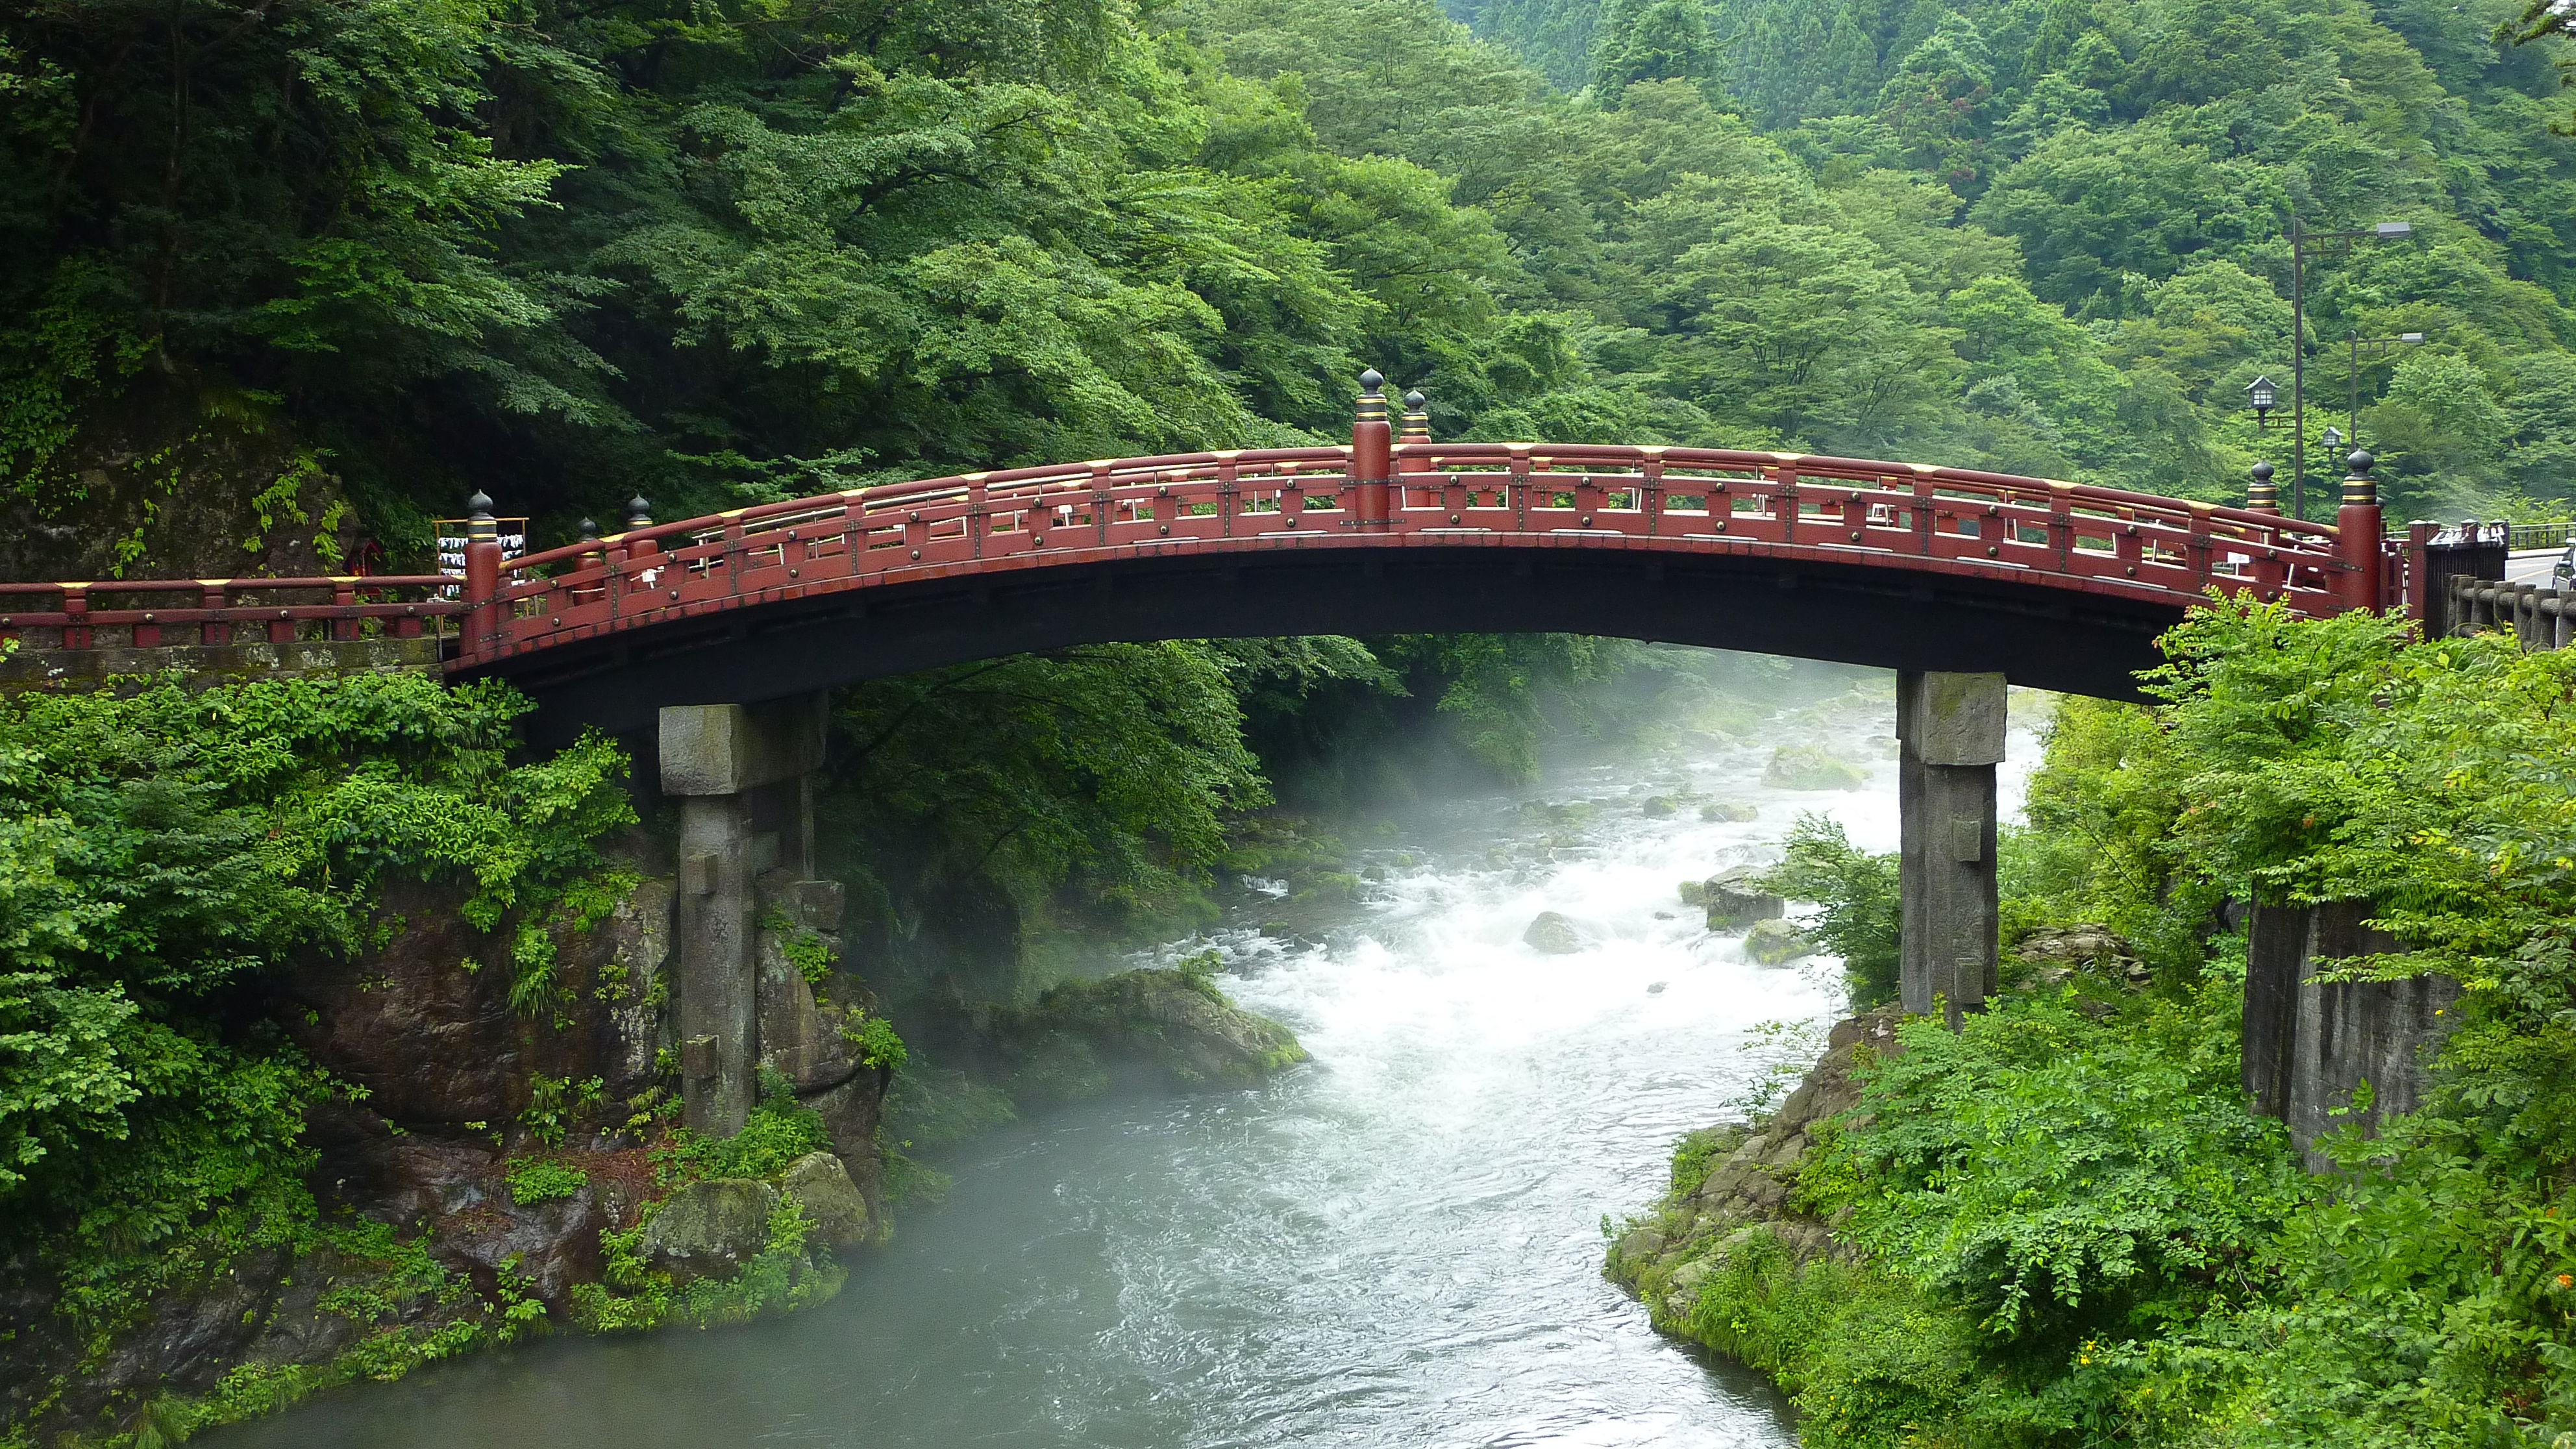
1699,867 -> 1785,932
1760,745 -> 1870,791
1606,1008 -> 1900,1328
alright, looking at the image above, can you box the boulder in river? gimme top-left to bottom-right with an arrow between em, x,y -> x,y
1641,796 -> 1678,818
1700,800 -> 1759,823
1523,911 -> 1585,955
1743,917 -> 1810,965
1761,746 -> 1868,791
990,960 -> 1307,1108
643,1178 -> 778,1283
780,1152 -> 872,1247
1703,869 -> 1785,932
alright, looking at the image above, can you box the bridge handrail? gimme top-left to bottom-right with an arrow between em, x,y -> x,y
501,443 -> 2342,580
0,575 -> 462,652
4,377 -> 2404,672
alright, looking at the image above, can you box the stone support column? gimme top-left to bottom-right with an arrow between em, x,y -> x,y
660,695 -> 827,1135
675,795 -> 758,1135
1898,671 -> 2005,1026
2240,900 -> 2306,1121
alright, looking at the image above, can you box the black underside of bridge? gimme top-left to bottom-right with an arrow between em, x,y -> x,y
480,546 -> 2179,741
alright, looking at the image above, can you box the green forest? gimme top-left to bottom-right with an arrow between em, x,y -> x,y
10,0 -> 2576,548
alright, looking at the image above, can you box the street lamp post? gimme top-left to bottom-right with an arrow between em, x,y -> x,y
2288,217 -> 2414,519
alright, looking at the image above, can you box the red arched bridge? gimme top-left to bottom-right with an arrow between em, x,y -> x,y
2,377 -> 2449,730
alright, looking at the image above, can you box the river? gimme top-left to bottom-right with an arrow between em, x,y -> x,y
211,671 -> 2035,1449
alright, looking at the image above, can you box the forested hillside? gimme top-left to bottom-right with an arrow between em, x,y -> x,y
9,0 -> 2576,567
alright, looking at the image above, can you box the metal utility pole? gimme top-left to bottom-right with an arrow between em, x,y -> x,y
2286,218 -> 2413,519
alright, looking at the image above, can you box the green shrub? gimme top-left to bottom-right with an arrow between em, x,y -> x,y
843,1013 -> 909,1071
658,1072 -> 830,1185
1752,815 -> 1900,1006
504,1158 -> 588,1205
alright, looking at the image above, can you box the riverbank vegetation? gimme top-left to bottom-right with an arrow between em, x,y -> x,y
0,673 -> 638,1440
1631,599 -> 2576,1445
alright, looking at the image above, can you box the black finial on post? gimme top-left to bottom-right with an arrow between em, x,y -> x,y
465,490 -> 496,539
2246,460 -> 2277,514
579,517 -> 600,542
626,495 -> 653,529
2342,449 -> 2376,508
1400,388 -> 1430,443
1354,369 -> 1389,428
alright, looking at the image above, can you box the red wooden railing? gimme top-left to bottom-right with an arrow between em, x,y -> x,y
0,576 -> 461,652
5,375 -> 2408,672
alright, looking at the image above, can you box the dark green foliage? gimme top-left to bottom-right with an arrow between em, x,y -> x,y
658,1072 -> 832,1185
18,0 -> 2576,543
0,673 -> 632,1328
1753,813 -> 1901,1006
1806,989 -> 2309,1339
504,1158 -> 589,1206
1641,604 -> 2576,1444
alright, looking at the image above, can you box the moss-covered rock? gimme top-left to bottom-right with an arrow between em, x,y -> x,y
990,963 -> 1306,1109
1605,1008 -> 1900,1324
1523,911 -> 1585,954
779,1152 -> 872,1247
1744,917 -> 1810,965
641,1179 -> 778,1283
1700,800 -> 1759,823
1761,745 -> 1869,791
1702,867 -> 1785,932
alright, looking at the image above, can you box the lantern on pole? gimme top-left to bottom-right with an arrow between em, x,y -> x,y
2246,375 -> 2279,430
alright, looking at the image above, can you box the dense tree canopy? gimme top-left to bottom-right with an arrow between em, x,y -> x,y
8,0 -> 2576,555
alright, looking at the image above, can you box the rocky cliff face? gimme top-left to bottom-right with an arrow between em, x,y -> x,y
0,860 -> 889,1446
2,372 -> 369,585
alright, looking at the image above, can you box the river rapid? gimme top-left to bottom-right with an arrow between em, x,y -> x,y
211,671 -> 2037,1449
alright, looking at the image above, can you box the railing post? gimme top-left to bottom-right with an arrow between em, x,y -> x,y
464,490 -> 502,656
2405,521 -> 2434,632
201,584 -> 229,646
623,496 -> 659,597
62,586 -> 89,650
2246,461 -> 2279,514
2336,450 -> 2383,612
1351,369 -> 1392,531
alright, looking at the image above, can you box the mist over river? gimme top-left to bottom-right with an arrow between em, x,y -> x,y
208,671 -> 2038,1449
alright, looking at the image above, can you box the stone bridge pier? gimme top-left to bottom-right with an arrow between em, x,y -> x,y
1897,671 -> 2005,1024
658,695 -> 830,1135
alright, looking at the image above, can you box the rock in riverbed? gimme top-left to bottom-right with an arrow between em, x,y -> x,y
1744,917 -> 1810,965
1702,867 -> 1785,932
1761,746 -> 1868,791
1524,911 -> 1585,954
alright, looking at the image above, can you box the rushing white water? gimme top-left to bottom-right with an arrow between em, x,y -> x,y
209,676 -> 2040,1449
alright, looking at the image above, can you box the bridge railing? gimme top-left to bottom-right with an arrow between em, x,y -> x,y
0,377 -> 2396,673
0,576 -> 462,654
467,427 -> 2366,667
